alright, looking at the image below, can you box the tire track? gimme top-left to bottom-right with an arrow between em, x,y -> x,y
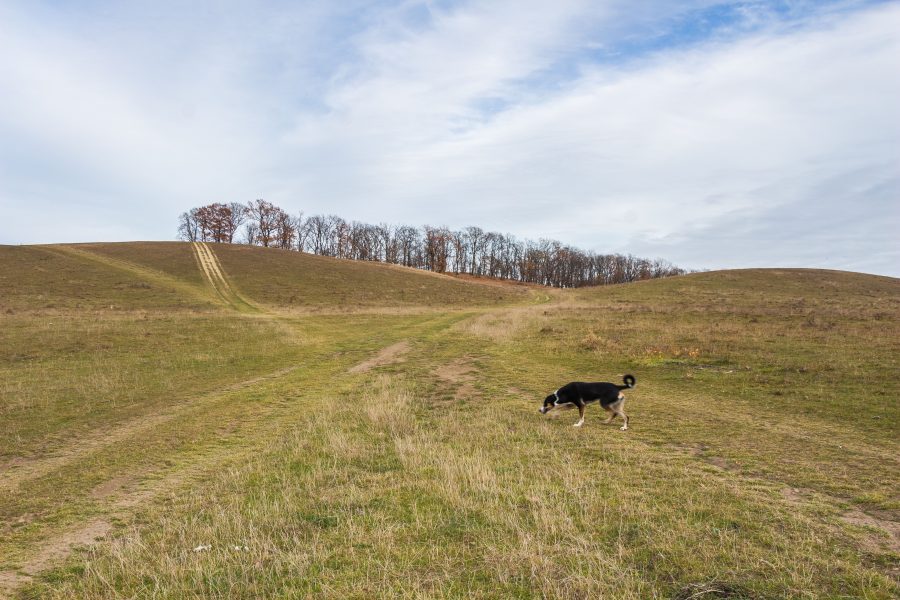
0,366 -> 299,494
191,242 -> 257,312
0,363 -> 305,596
0,447 -> 232,596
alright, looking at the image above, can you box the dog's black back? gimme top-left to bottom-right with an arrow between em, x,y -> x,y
542,375 -> 635,412
559,381 -> 623,407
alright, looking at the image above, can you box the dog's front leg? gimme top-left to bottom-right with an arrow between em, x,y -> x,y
574,403 -> 585,427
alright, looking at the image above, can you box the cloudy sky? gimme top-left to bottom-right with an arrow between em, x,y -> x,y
1,0 -> 898,275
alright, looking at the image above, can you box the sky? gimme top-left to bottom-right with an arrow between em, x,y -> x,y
1,0 -> 898,276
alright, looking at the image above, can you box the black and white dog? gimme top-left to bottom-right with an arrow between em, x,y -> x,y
539,375 -> 636,429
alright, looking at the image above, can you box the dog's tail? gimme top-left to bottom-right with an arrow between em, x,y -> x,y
619,374 -> 636,389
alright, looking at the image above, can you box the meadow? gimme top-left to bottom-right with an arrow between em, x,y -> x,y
0,242 -> 897,598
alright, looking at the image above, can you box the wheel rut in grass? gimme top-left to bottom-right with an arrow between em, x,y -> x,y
779,487 -> 900,556
0,365 -> 299,493
348,341 -> 410,373
0,450 -> 224,596
192,242 -> 258,312
0,517 -> 112,595
0,361 -> 309,597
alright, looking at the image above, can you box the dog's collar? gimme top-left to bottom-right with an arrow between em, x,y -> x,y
553,389 -> 560,404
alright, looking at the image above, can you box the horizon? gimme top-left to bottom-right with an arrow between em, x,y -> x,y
1,0 -> 898,277
10,239 -> 898,281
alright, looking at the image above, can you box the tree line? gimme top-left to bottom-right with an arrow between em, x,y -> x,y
177,200 -> 686,288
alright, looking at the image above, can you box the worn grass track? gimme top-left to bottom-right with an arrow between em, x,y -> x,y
0,244 -> 897,598
191,242 -> 259,312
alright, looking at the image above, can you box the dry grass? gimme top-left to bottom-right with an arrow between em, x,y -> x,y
1,245 -> 897,598
209,242 -> 531,310
27,372 -> 897,598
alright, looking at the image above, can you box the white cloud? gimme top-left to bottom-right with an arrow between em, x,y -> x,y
282,1 -> 899,273
0,1 -> 897,275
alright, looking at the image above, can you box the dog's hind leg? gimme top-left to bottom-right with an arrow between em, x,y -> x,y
610,399 -> 628,430
603,407 -> 615,424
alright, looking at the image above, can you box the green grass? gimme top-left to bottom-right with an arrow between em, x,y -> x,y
0,243 -> 897,598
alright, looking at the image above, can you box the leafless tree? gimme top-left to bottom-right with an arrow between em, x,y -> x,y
177,209 -> 200,242
178,203 -> 686,287
245,199 -> 280,247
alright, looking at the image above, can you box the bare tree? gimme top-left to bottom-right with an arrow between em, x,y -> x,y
244,222 -> 259,246
178,203 -> 687,287
245,199 -> 280,247
304,214 -> 332,255
177,209 -> 200,242
224,202 -> 247,243
377,223 -> 395,263
274,209 -> 297,249
294,213 -> 310,252
464,226 -> 485,275
394,225 -> 420,268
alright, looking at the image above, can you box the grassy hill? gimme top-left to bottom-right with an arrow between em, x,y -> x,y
0,242 -> 897,598
9,242 -> 529,312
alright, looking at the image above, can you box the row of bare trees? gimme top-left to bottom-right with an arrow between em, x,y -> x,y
178,201 -> 685,287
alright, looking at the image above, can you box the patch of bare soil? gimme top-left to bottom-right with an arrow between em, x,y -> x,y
435,357 -> 478,400
841,509 -> 900,554
0,441 -> 228,596
0,570 -> 31,596
671,443 -> 739,472
0,517 -> 114,593
778,486 -> 899,575
781,487 -> 807,503
348,341 -> 410,374
20,518 -> 112,577
90,476 -> 133,500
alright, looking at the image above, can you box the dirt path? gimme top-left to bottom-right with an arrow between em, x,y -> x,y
0,365 -> 299,494
0,360 -> 308,597
348,341 -> 411,373
191,242 -> 257,312
0,446 -> 236,596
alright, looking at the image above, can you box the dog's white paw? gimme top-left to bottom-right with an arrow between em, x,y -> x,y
620,425 -> 628,431
573,420 -> 584,427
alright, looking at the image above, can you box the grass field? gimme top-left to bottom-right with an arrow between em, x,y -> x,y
0,242 -> 897,598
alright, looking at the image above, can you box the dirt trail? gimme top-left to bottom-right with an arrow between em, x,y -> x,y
0,450 -> 226,596
348,341 -> 410,373
0,365 -> 299,494
192,242 -> 257,312
0,361 -> 307,597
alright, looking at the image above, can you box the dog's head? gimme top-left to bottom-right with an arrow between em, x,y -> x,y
539,394 -> 556,414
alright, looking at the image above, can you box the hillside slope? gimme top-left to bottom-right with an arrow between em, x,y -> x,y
1,248 -> 897,598
7,242 -> 531,312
